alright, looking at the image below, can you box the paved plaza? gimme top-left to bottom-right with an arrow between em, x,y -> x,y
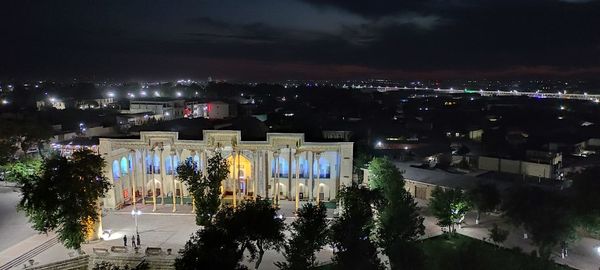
1,193 -> 600,269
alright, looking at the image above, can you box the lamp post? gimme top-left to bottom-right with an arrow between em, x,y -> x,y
131,208 -> 142,235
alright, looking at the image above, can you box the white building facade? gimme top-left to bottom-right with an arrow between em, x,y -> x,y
99,130 -> 354,210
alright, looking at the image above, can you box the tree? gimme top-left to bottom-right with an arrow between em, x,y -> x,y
467,182 -> 500,224
177,151 -> 229,226
176,199 -> 284,269
231,199 -> 285,269
1,157 -> 42,182
502,185 -> 577,258
276,203 -> 329,270
18,149 -> 111,250
429,187 -> 470,233
330,183 -> 384,270
488,223 -> 509,246
368,157 -> 425,270
175,224 -> 247,270
569,167 -> 600,237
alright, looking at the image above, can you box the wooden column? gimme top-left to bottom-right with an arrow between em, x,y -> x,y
315,153 -> 321,204
295,152 -> 300,211
141,149 -> 147,205
151,148 -> 157,212
159,146 -> 165,205
274,151 -> 280,206
129,150 -> 137,208
171,149 -> 177,212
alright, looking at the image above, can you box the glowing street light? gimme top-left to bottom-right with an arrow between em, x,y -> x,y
153,91 -> 160,97
107,92 -> 115,98
131,208 -> 142,235
140,91 -> 147,96
176,92 -> 182,97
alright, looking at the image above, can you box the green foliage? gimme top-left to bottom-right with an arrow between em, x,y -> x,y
330,182 -> 384,270
175,224 -> 247,270
502,185 -> 577,258
569,167 -> 600,236
467,182 -> 500,223
231,199 -> 286,269
177,151 -> 229,226
429,187 -> 470,233
367,157 -> 405,191
1,157 -> 42,182
0,118 -> 52,164
488,223 -> 509,246
276,203 -> 329,270
18,149 -> 111,250
176,199 -> 284,270
420,235 -> 569,270
368,157 -> 425,270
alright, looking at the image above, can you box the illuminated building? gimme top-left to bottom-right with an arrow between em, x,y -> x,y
99,130 -> 353,210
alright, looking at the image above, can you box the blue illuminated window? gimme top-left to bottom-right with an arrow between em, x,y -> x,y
112,160 -> 120,180
165,156 -> 173,175
120,157 -> 128,175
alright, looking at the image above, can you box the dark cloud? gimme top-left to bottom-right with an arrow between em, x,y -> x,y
0,0 -> 599,80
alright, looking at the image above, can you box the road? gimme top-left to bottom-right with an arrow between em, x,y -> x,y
0,186 -> 37,253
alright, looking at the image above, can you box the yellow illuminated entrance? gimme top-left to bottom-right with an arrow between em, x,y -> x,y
226,154 -> 254,198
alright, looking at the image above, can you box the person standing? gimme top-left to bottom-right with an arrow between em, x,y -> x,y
123,235 -> 127,247
132,235 -> 136,248
136,234 -> 141,246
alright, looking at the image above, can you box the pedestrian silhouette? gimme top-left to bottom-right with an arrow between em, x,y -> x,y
136,234 -> 140,246
123,235 -> 127,246
132,235 -> 136,248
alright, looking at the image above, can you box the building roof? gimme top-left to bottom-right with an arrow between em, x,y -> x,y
393,162 -> 476,189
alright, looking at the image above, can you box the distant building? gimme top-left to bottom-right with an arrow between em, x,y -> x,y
36,99 -> 66,110
322,130 -> 353,141
478,151 -> 563,180
184,100 -> 232,119
129,99 -> 185,120
75,97 -> 115,109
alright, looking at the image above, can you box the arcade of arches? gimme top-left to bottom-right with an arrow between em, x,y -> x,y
99,130 -> 354,212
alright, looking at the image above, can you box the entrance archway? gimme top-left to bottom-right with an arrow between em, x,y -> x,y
146,179 -> 163,197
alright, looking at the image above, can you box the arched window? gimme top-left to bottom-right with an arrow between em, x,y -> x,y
120,157 -> 128,175
270,158 -> 289,177
146,154 -> 152,173
314,157 -> 331,178
112,160 -> 120,180
173,155 -> 180,175
165,156 -> 172,175
153,153 -> 160,174
193,154 -> 200,172
279,158 -> 289,177
291,158 -> 309,178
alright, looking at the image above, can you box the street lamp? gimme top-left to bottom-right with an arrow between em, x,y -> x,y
131,208 -> 142,235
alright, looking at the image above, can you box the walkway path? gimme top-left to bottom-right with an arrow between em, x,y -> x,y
2,200 -> 600,269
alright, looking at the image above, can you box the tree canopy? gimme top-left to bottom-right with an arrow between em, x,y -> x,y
18,149 -> 111,249
330,182 -> 384,270
467,182 -> 500,224
502,185 -> 577,258
177,151 -> 229,226
276,202 -> 329,270
368,157 -> 425,270
429,187 -> 470,233
176,199 -> 284,270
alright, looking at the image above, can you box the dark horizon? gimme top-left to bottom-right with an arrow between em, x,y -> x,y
2,0 -> 600,81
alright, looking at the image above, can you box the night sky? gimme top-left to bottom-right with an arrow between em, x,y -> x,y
1,0 -> 600,81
